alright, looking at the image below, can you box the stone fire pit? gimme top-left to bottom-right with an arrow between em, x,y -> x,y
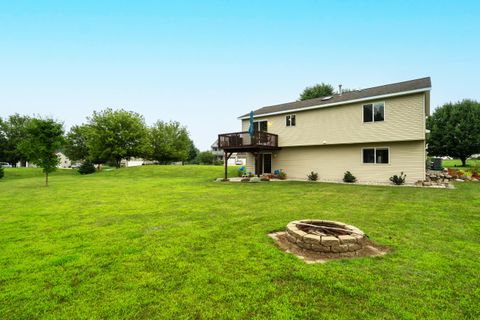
286,220 -> 367,256
269,219 -> 387,262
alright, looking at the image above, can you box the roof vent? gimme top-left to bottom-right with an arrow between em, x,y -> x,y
321,96 -> 333,101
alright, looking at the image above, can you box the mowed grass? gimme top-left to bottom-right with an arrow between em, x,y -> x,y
0,166 -> 479,319
442,159 -> 479,168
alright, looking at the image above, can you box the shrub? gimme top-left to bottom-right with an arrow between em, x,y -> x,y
78,161 -> 96,175
0,168 -> 4,179
278,171 -> 287,180
390,172 -> 407,185
343,171 -> 356,183
307,171 -> 318,181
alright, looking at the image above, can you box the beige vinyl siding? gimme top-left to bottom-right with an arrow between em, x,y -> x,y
261,140 -> 426,183
245,153 -> 255,174
242,93 -> 426,147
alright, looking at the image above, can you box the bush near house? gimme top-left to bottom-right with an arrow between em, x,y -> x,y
390,172 -> 407,185
343,171 -> 356,183
307,171 -> 318,181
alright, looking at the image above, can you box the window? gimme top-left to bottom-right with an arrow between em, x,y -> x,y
254,121 -> 268,132
286,114 -> 296,127
376,148 -> 389,164
363,102 -> 384,122
363,148 -> 375,163
362,147 -> 389,164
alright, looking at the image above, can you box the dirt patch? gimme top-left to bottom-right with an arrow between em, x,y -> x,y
269,231 -> 389,264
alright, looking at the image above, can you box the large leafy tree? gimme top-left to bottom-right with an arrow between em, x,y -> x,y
0,114 -> 31,166
0,118 -> 7,162
19,118 -> 64,186
149,121 -> 192,163
299,83 -> 334,101
427,99 -> 480,166
86,108 -> 150,167
63,124 -> 90,162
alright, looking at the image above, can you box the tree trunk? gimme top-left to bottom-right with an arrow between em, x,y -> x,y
45,171 -> 49,187
460,156 -> 467,167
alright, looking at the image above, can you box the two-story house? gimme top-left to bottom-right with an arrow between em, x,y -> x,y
218,77 -> 431,183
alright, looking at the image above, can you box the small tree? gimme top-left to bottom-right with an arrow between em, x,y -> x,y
78,161 -> 96,175
427,100 -> 480,166
299,83 -> 334,101
19,118 -> 64,186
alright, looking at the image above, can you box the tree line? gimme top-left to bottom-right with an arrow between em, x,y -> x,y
0,108 -> 209,185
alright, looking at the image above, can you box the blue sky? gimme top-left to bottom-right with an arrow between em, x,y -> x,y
0,0 -> 479,150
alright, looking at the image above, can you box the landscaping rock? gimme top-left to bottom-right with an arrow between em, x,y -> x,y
338,235 -> 356,244
303,234 -> 321,244
250,177 -> 261,183
321,236 -> 340,246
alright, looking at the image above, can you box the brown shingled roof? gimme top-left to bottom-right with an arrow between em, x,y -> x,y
239,77 -> 431,118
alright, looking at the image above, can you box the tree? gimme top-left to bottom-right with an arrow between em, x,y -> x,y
196,151 -> 214,164
299,83 -> 334,101
149,121 -> 192,164
187,140 -> 199,163
64,124 -> 90,162
0,114 -> 31,166
0,118 -> 7,162
427,99 -> 480,166
86,109 -> 150,167
19,118 -> 64,186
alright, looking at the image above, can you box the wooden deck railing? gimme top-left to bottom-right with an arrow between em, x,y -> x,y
218,131 -> 279,150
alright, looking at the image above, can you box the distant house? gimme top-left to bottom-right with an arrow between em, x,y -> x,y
211,140 -> 246,165
56,152 -> 71,169
218,77 -> 431,183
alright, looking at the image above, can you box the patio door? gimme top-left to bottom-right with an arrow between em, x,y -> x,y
263,154 -> 272,174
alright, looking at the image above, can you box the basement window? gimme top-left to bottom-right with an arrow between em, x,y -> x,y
363,102 -> 384,122
286,114 -> 296,127
362,147 -> 389,164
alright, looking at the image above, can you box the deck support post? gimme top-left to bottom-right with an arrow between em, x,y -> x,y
224,152 -> 233,180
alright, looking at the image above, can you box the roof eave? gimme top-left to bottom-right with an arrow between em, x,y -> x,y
237,87 -> 431,120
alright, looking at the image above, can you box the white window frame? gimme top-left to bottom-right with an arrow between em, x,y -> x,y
285,114 -> 296,127
362,101 -> 385,123
361,147 -> 390,165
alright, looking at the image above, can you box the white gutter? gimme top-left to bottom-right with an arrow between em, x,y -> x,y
238,87 -> 431,120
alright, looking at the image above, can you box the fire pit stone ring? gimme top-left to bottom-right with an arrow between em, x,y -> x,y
286,220 -> 368,254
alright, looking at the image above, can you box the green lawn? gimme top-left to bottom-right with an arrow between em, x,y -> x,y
442,159 -> 479,168
0,166 -> 479,319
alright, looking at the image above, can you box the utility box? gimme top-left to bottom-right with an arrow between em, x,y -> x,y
431,158 -> 443,171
